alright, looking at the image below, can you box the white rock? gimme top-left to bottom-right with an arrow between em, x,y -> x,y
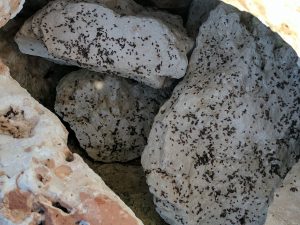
0,59 -> 143,225
55,69 -> 169,162
0,0 -> 25,28
30,0 -> 145,41
14,16 -> 67,65
142,4 -> 300,225
16,0 -> 159,65
221,0 -> 300,57
15,0 -> 193,88
264,161 -> 300,225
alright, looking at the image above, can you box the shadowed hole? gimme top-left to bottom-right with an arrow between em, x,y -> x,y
52,201 -> 71,214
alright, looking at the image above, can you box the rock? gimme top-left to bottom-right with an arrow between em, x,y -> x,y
15,0 -> 193,88
55,69 -> 170,162
186,0 -> 219,37
19,0 -> 160,65
0,0 -> 25,28
221,0 -> 300,57
150,0 -> 192,9
142,4 -> 300,225
30,0 -> 144,38
14,15 -> 67,65
0,60 -> 143,225
264,161 -> 300,225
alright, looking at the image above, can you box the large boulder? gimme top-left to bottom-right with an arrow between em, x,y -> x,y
15,0 -> 193,88
142,4 -> 300,225
0,0 -> 25,28
55,69 -> 170,162
264,161 -> 300,225
0,59 -> 143,225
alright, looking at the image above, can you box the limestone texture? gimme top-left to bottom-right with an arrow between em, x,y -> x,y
0,0 -> 25,27
142,4 -> 300,225
15,0 -> 193,88
55,69 -> 170,162
0,59 -> 143,225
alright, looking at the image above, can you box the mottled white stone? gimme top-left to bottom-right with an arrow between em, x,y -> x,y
15,0 -> 193,88
0,60 -> 143,225
14,16 -> 66,64
142,4 -> 300,225
55,69 -> 169,162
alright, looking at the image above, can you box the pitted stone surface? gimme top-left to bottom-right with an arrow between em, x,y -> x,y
0,60 -> 143,225
15,0 -> 193,88
55,69 -> 170,162
142,4 -> 300,225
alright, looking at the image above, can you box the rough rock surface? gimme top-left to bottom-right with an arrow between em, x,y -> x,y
55,69 -> 169,162
0,0 -> 25,27
264,161 -> 300,225
14,15 -> 66,65
15,0 -> 193,88
221,0 -> 300,57
0,60 -> 143,225
186,0 -> 219,37
142,4 -> 300,225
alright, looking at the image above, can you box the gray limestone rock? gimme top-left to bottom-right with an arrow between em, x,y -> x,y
30,0 -> 145,41
15,0 -> 193,88
55,69 -> 170,162
142,4 -> 300,225
15,16 -> 66,65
